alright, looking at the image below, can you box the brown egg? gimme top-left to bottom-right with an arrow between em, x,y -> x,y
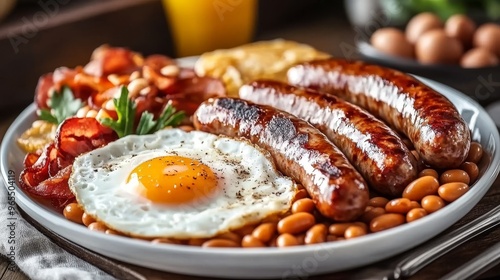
406,12 -> 442,44
415,29 -> 463,64
445,14 -> 476,48
370,28 -> 413,58
461,48 -> 499,68
473,23 -> 500,57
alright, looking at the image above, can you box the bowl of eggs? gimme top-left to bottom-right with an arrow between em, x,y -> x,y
357,11 -> 500,105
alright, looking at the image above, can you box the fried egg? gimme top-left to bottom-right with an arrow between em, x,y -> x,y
69,129 -> 297,239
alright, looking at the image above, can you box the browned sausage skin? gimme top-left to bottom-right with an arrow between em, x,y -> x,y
287,59 -> 471,168
239,80 -> 418,196
193,97 -> 369,221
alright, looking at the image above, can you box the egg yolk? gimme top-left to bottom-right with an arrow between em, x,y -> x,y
127,156 -> 218,204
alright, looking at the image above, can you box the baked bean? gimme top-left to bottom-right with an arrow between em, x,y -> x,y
361,207 -> 386,223
421,195 -> 445,213
466,142 -> 483,163
76,106 -> 90,118
88,222 -> 107,232
276,233 -> 299,247
305,224 -> 327,244
438,182 -> 470,202
406,208 -> 427,223
294,189 -> 309,201
403,176 -> 439,201
215,232 -> 241,243
179,125 -> 194,132
85,109 -> 98,118
82,213 -> 96,227
292,198 -> 315,214
151,238 -> 179,244
385,198 -> 412,214
418,169 -> 439,178
252,223 -> 276,242
410,201 -> 421,209
329,222 -> 367,236
344,225 -> 367,239
188,238 -> 208,246
328,223 -> 352,236
63,203 -> 84,224
368,197 -> 389,208
440,169 -> 470,185
370,214 -> 405,232
241,235 -> 265,247
202,239 -> 239,248
277,212 -> 315,234
460,162 -> 479,183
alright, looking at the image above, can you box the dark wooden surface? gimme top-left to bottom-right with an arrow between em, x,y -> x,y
1,1 -> 500,279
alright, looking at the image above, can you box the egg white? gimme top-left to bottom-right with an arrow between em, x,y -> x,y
69,129 -> 297,239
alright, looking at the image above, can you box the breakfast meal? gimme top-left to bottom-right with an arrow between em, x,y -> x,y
15,40 -> 483,248
370,12 -> 500,67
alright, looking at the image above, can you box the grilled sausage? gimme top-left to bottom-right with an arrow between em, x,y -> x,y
239,80 -> 418,196
193,97 -> 369,221
287,59 -> 471,168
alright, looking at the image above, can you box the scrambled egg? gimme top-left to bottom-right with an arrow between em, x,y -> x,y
194,39 -> 330,96
17,120 -> 57,153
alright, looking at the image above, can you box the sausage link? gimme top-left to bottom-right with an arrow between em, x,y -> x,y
287,59 -> 471,168
193,97 -> 369,221
240,80 -> 418,196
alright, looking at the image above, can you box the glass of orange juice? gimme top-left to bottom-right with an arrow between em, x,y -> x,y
162,0 -> 258,57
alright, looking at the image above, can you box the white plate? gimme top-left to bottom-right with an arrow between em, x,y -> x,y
1,76 -> 500,279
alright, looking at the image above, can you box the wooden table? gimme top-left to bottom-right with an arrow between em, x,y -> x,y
1,2 -> 500,279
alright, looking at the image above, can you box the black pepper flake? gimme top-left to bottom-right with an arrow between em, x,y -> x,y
236,190 -> 243,199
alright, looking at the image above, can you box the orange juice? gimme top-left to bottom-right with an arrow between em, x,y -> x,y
163,0 -> 257,57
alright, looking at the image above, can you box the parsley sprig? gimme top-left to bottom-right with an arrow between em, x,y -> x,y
99,86 -> 185,138
38,86 -> 83,124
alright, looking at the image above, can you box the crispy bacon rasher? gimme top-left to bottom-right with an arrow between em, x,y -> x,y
19,118 -> 118,208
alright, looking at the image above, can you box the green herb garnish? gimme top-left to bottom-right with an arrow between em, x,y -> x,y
38,86 -> 83,124
99,86 -> 185,137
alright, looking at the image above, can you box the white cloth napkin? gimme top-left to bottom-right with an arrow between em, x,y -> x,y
0,180 -> 116,280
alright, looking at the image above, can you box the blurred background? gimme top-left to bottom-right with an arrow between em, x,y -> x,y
1,0 -> 499,116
